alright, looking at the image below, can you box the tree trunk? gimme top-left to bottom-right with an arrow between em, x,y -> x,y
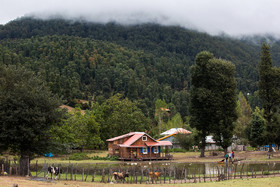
269,144 -> 273,152
200,138 -> 206,157
19,155 -> 30,176
224,147 -> 228,157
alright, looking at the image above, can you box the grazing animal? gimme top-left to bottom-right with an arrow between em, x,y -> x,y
112,172 -> 129,182
46,166 -> 61,180
149,171 -> 161,181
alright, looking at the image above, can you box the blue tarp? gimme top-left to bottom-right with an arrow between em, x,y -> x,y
264,144 -> 276,148
44,152 -> 53,157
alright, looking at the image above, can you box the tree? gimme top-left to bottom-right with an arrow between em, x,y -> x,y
234,92 -> 252,144
0,65 -> 63,176
50,109 -> 103,152
154,99 -> 169,134
209,58 -> 237,156
258,43 -> 280,152
190,51 -> 215,157
246,107 -> 266,148
190,51 -> 237,157
94,94 -> 151,143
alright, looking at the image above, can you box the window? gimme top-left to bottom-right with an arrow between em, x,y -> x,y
143,147 -> 148,154
154,147 -> 158,154
142,136 -> 147,141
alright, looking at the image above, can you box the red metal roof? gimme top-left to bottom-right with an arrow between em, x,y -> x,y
106,132 -> 144,141
120,133 -> 144,147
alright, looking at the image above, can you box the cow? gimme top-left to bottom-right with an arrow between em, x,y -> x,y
46,166 -> 61,180
149,171 -> 161,182
111,172 -> 129,183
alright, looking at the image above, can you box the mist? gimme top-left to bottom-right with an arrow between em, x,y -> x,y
1,0 -> 280,37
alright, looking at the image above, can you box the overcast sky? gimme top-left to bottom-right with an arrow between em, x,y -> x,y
1,0 -> 279,37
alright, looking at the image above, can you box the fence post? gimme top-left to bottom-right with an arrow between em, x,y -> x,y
82,168 -> 84,181
240,164 -> 244,179
85,168 -> 89,181
35,160 -> 38,177
71,164 -> 73,180
194,168 -> 197,183
184,168 -> 187,183
169,169 -> 171,184
74,164 -> 77,181
198,168 -> 201,183
92,169 -> 95,182
101,168 -> 105,183
174,168 -> 176,184
163,167 -> 166,184
217,167 -> 220,181
9,166 -> 12,175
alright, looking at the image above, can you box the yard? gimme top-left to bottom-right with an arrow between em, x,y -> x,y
1,175 -> 280,187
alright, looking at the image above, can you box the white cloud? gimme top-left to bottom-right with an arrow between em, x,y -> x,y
1,0 -> 280,36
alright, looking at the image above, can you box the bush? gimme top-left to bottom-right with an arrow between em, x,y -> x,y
91,155 -> 118,161
68,152 -> 89,160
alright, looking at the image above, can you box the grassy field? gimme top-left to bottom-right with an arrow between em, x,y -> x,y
1,176 -> 280,187
27,150 -> 280,165
2,150 -> 280,166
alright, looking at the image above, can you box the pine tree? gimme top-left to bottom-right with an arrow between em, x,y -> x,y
258,43 -> 280,152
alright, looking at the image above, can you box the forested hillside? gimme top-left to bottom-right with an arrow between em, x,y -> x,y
1,17 -> 280,120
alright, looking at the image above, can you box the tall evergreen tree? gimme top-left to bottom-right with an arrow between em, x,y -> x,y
190,51 -> 237,157
190,51 -> 215,157
210,58 -> 237,155
258,43 -> 280,152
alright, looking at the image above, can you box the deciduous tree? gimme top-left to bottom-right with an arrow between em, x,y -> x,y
0,65 -> 63,176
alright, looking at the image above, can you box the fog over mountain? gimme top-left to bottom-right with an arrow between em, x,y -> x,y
1,0 -> 280,37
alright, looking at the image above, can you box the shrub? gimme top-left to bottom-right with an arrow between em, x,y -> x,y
91,155 -> 118,161
68,152 -> 89,160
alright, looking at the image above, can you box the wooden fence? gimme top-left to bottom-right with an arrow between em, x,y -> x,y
1,159 -> 280,184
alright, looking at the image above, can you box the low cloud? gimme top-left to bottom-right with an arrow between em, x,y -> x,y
1,0 -> 280,37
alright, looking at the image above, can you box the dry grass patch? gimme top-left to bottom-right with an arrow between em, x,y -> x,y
1,176 -> 280,187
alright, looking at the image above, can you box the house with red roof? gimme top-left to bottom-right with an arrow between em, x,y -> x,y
107,132 -> 173,161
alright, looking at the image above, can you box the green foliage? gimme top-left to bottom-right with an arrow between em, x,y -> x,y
93,94 -> 151,143
234,92 -> 252,144
50,109 -> 103,151
1,18 -> 277,121
175,134 -> 196,151
258,43 -> 280,150
190,51 -> 237,156
0,65 -> 63,157
246,107 -> 267,147
91,155 -> 118,161
68,152 -> 90,160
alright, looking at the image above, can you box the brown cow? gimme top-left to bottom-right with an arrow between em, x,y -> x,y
149,171 -> 161,181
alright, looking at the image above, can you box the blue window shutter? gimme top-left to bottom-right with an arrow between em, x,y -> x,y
148,147 -> 150,153
141,148 -> 143,153
158,147 -> 161,153
152,147 -> 154,153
